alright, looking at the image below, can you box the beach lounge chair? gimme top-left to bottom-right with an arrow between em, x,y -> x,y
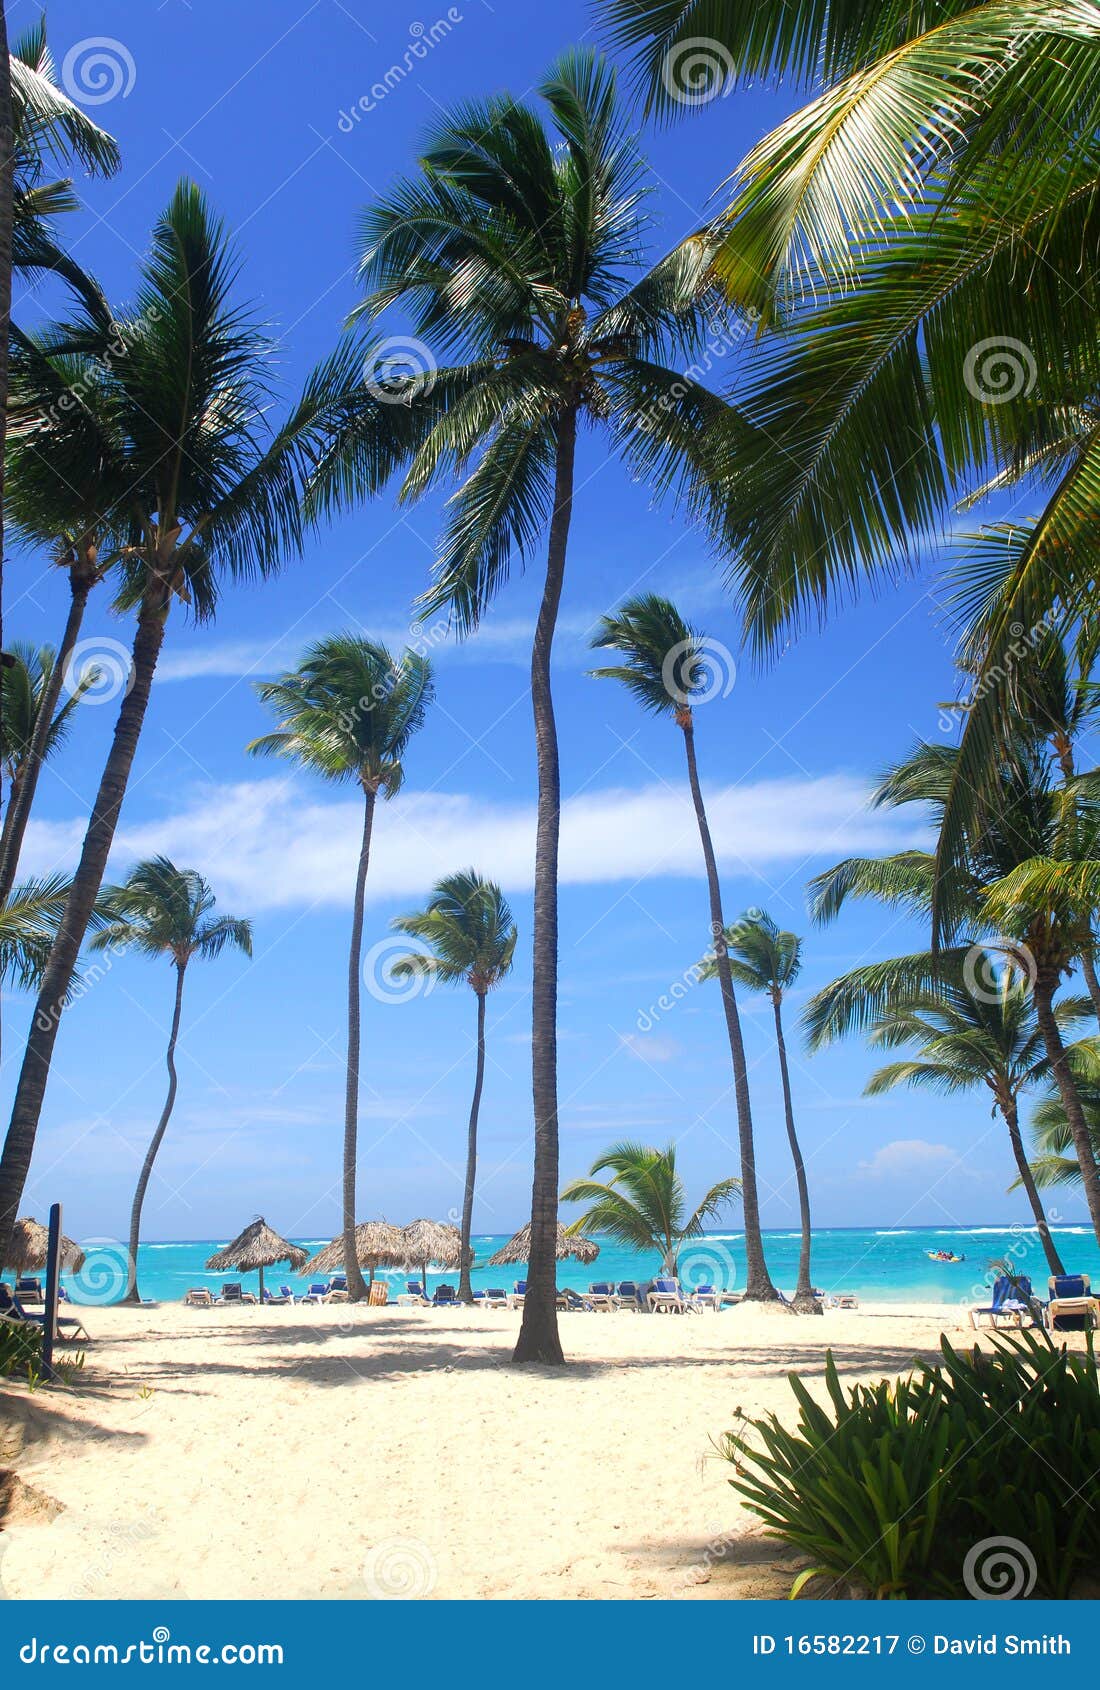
587,1282 -> 617,1311
0,1282 -> 90,1343
15,1276 -> 43,1305
968,1274 -> 1036,1330
397,1280 -> 430,1306
1045,1274 -> 1100,1332
432,1284 -> 458,1306
510,1280 -> 527,1310
183,1287 -> 214,1307
301,1281 -> 329,1304
647,1277 -> 686,1313
483,1287 -> 509,1308
368,1280 -> 389,1307
220,1282 -> 256,1305
324,1275 -> 349,1304
262,1286 -> 292,1305
560,1287 -> 593,1311
615,1281 -> 642,1311
685,1282 -> 721,1312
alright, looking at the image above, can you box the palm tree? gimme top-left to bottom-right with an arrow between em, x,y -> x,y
589,593 -> 780,1302
307,49 -> 735,1361
701,910 -> 816,1309
0,642 -> 94,897
561,1142 -> 740,1275
606,3 -> 1100,893
249,637 -> 433,1303
90,858 -> 252,1303
391,872 -> 517,1303
857,963 -> 1089,1277
0,181 -> 334,1271
1026,1048 -> 1100,1196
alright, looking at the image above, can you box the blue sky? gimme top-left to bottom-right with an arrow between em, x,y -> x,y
5,0 -> 1084,1245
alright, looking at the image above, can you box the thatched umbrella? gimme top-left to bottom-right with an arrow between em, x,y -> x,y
205,1217 -> 308,1303
302,1220 -> 407,1290
488,1221 -> 599,1268
2,1216 -> 86,1278
401,1218 -> 470,1287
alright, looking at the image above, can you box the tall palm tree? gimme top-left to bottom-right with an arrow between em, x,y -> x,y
589,592 -> 780,1301
0,181 -> 334,1271
702,910 -> 816,1309
1026,1048 -> 1100,1196
561,1141 -> 740,1275
307,49 -> 735,1361
605,2 -> 1100,893
857,964 -> 1089,1277
249,637 -> 433,1303
391,872 -> 517,1303
90,859 -> 252,1304
0,643 -> 94,895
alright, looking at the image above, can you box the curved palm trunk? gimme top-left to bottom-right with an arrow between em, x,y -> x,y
0,566 -> 96,903
1033,969 -> 1100,1244
0,590 -> 167,1269
0,5 -> 13,833
680,716 -> 778,1302
772,993 -> 817,1311
1001,1093 -> 1064,1277
125,961 -> 186,1303
1081,946 -> 1100,1030
341,786 -> 376,1303
458,990 -> 486,1304
514,407 -> 576,1365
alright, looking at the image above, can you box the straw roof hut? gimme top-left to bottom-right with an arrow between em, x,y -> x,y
488,1221 -> 599,1267
401,1218 -> 470,1281
3,1216 -> 86,1276
205,1217 -> 308,1302
302,1221 -> 407,1288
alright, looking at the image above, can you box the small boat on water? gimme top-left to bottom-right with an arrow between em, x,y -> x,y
926,1249 -> 966,1263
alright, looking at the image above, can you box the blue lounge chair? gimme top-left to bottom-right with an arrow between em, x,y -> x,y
615,1281 -> 642,1310
510,1280 -> 527,1309
263,1286 -> 293,1305
686,1282 -> 720,1311
483,1287 -> 508,1308
220,1282 -> 255,1305
15,1276 -> 43,1305
0,1281 -> 90,1343
647,1277 -> 686,1313
587,1282 -> 616,1311
1045,1274 -> 1099,1332
561,1287 -> 594,1311
968,1274 -> 1035,1329
301,1281 -> 329,1304
432,1284 -> 458,1306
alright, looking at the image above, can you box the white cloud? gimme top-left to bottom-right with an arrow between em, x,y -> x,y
618,1031 -> 682,1064
856,1139 -> 960,1179
23,771 -> 926,914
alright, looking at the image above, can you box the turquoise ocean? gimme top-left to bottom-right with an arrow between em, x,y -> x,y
41,1224 -> 1100,1307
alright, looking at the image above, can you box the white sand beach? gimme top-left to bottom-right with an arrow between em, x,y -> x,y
0,1299 -> 1010,1601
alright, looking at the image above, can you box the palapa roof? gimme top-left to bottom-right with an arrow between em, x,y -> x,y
3,1216 -> 86,1275
205,1218 -> 309,1274
488,1221 -> 599,1267
401,1217 -> 470,1270
302,1220 -> 407,1277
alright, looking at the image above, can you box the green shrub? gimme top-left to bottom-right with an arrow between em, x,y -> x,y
0,1319 -> 42,1379
722,1332 -> 1100,1599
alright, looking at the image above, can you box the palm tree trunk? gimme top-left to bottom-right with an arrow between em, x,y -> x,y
0,566 -> 95,903
1033,969 -> 1100,1244
0,4 -> 14,835
125,961 -> 186,1303
0,591 -> 167,1269
1081,946 -> 1100,1030
458,990 -> 486,1304
772,994 -> 817,1311
1001,1094 -> 1064,1277
513,406 -> 576,1366
680,716 -> 778,1302
342,785 -> 376,1303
